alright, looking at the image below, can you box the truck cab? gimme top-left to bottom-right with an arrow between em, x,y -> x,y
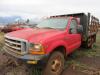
3,13 -> 99,75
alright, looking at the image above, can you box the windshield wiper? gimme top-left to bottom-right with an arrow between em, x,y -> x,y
34,26 -> 40,29
41,27 -> 55,29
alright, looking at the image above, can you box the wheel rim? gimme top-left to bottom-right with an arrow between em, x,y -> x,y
51,56 -> 62,73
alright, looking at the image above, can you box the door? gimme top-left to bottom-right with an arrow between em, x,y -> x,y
66,19 -> 81,53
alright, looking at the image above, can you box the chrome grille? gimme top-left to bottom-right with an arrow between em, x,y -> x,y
4,35 -> 28,55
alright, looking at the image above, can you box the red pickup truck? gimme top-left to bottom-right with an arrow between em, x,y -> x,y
3,13 -> 99,75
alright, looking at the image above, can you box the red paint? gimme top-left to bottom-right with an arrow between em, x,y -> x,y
6,17 -> 81,55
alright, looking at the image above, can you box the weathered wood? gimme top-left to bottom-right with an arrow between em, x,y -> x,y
88,15 -> 99,36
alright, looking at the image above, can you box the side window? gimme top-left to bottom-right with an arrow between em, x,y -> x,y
70,20 -> 78,34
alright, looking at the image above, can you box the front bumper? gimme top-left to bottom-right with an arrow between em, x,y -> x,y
3,46 -> 47,64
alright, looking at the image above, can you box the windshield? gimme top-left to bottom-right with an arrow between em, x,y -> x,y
36,18 -> 69,29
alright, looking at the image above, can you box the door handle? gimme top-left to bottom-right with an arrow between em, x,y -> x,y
64,38 -> 69,40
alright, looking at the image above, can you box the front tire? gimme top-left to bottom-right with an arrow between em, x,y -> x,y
43,51 -> 64,75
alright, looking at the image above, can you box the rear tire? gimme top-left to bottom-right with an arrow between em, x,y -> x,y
43,51 -> 64,75
87,36 -> 95,48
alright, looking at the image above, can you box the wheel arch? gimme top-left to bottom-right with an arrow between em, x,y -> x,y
49,46 -> 67,59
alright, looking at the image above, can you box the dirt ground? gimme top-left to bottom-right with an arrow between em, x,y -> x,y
0,31 -> 100,75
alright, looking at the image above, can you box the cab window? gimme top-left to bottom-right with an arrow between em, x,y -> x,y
70,19 -> 78,34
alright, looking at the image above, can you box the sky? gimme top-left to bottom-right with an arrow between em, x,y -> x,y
0,0 -> 100,19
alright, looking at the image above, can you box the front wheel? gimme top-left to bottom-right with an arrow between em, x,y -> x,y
43,51 -> 65,75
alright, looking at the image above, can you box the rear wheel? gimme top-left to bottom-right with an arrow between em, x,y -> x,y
87,36 -> 96,48
43,51 -> 64,75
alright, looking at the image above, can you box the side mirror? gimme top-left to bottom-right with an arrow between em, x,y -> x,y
77,25 -> 83,34
69,28 -> 72,34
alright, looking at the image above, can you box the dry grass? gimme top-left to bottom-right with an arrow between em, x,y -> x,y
0,32 -> 4,49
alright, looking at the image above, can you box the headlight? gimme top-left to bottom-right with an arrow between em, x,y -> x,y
29,43 -> 45,54
29,43 -> 42,51
34,44 -> 42,51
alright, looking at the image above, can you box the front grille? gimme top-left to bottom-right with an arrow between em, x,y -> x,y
4,35 -> 28,55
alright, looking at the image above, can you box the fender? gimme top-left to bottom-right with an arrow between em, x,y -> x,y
45,40 -> 69,54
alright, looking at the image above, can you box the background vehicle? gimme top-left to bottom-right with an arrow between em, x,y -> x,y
1,24 -> 36,33
1,24 -> 23,33
3,13 -> 99,75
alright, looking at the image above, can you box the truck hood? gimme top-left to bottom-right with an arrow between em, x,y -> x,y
6,28 -> 65,43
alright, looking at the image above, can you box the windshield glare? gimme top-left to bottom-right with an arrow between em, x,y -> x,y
36,18 -> 69,29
